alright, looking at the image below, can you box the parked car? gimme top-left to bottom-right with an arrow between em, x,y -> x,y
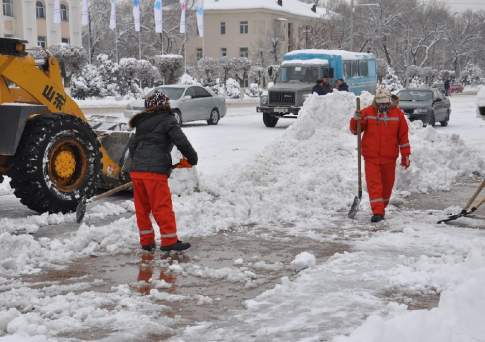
397,88 -> 451,127
128,85 -> 226,125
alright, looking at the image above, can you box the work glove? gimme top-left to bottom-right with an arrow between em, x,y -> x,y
401,155 -> 411,170
175,158 -> 192,169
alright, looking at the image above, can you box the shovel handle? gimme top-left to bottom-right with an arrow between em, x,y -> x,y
356,98 -> 362,198
464,179 -> 485,210
88,181 -> 132,204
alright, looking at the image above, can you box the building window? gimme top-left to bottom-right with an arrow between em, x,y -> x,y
61,4 -> 69,21
220,22 -> 226,35
37,36 -> 47,48
240,21 -> 248,34
240,47 -> 249,58
240,75 -> 249,88
2,0 -> 13,17
196,48 -> 203,60
36,1 -> 45,18
61,38 -> 70,44
221,48 -> 227,57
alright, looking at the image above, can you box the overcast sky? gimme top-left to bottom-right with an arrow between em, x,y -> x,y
441,0 -> 485,11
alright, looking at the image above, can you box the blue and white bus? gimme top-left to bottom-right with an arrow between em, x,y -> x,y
257,49 -> 378,127
282,49 -> 378,95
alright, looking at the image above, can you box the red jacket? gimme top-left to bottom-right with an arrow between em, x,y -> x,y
350,105 -> 411,163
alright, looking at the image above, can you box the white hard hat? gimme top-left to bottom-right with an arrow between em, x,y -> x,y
374,88 -> 391,104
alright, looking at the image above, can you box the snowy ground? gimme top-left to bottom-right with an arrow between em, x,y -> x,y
1,95 -> 485,341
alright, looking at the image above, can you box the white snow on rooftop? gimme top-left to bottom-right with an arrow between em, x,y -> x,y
282,59 -> 329,65
205,0 -> 329,19
286,49 -> 375,60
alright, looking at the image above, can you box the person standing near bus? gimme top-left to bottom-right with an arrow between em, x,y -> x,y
336,79 -> 349,92
312,78 -> 333,95
349,88 -> 411,222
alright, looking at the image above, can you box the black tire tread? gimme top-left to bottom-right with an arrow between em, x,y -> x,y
263,113 -> 279,128
7,114 -> 101,214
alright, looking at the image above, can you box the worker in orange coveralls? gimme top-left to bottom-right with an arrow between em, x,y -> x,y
350,88 -> 411,223
128,89 -> 198,252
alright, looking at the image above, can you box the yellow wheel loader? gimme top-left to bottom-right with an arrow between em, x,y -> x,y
0,38 -> 131,213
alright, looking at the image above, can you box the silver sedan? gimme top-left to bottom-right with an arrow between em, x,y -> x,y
133,85 -> 227,125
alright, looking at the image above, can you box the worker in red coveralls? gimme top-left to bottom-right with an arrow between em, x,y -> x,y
350,88 -> 411,223
128,89 -> 198,252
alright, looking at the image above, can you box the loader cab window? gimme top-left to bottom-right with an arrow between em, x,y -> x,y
36,1 -> 45,19
2,0 -> 13,17
61,4 -> 69,22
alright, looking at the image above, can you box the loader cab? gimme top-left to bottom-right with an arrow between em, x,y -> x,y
0,38 -> 28,56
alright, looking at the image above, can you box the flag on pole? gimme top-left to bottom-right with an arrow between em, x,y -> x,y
109,0 -> 117,30
180,0 -> 187,34
53,0 -> 61,24
196,0 -> 204,37
82,0 -> 89,26
133,0 -> 141,32
154,0 -> 163,33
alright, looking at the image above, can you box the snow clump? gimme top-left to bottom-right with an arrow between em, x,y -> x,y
291,252 -> 316,272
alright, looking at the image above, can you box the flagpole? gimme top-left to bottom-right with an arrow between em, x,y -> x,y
184,31 -> 187,73
87,11 -> 92,64
138,30 -> 142,59
115,28 -> 119,63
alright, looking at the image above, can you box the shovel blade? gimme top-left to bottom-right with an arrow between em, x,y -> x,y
348,196 -> 361,219
76,198 -> 87,223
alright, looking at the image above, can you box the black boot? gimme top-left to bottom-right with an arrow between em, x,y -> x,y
141,243 -> 156,252
160,240 -> 191,252
371,214 -> 384,223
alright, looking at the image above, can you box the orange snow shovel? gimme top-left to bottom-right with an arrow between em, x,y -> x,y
437,179 -> 485,224
75,159 -> 198,223
348,98 -> 362,219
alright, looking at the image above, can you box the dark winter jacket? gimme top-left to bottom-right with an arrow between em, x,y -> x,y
128,110 -> 198,176
312,83 -> 333,96
337,82 -> 349,92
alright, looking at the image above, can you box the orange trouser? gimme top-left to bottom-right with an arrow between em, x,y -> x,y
130,172 -> 178,247
364,160 -> 396,216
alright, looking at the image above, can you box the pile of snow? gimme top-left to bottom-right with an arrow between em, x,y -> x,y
170,91 -> 484,237
291,252 -> 316,272
396,121 -> 484,192
335,245 -> 485,342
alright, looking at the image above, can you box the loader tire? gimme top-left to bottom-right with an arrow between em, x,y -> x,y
8,114 -> 101,214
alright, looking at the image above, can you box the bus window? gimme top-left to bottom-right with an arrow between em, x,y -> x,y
352,60 -> 360,77
359,60 -> 368,77
344,61 -> 352,78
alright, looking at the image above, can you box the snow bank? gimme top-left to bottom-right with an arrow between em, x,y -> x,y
335,250 -> 485,342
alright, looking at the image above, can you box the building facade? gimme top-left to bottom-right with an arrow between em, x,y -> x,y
186,0 -> 327,66
0,0 -> 82,48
